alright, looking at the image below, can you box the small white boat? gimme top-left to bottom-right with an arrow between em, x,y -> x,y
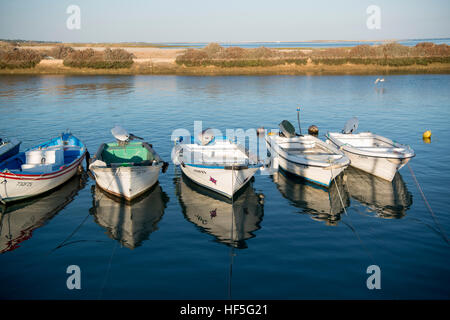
326,118 -> 415,181
0,132 -> 86,204
89,126 -> 168,201
0,138 -> 21,163
173,129 -> 262,198
266,120 -> 350,188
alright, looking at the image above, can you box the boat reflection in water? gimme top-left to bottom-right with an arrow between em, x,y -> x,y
344,167 -> 412,219
90,183 -> 169,249
176,174 -> 264,249
0,173 -> 87,253
273,168 -> 349,226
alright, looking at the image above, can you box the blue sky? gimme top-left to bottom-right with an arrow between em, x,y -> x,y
0,0 -> 449,42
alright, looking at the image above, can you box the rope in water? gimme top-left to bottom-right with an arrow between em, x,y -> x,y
330,163 -> 376,264
50,167 -> 121,253
407,163 -> 449,245
98,240 -> 119,299
228,165 -> 235,300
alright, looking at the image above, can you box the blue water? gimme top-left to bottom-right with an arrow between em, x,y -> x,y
160,38 -> 450,48
0,74 -> 449,299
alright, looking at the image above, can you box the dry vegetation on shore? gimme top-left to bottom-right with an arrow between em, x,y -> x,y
0,40 -> 449,75
176,42 -> 450,67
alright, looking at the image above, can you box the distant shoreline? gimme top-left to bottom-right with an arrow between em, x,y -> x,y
1,42 -> 449,76
1,60 -> 449,76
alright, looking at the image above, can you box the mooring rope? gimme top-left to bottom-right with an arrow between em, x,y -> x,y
98,240 -> 119,299
330,163 -> 376,264
50,167 -> 121,253
228,165 -> 235,300
407,163 -> 449,245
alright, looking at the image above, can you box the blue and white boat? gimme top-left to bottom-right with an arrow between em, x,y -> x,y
0,138 -> 21,163
173,130 -> 262,198
0,132 -> 86,204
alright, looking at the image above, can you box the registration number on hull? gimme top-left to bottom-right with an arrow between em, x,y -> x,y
17,182 -> 33,187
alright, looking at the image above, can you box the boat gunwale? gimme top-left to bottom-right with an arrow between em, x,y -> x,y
0,134 -> 86,179
177,141 -> 261,169
326,132 -> 415,160
266,135 -> 350,169
90,141 -> 164,170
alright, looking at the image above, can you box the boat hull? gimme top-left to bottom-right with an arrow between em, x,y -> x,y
274,153 -> 345,187
0,154 -> 85,203
180,163 -> 259,198
91,165 -> 161,201
325,132 -> 415,182
340,149 -> 410,181
266,135 -> 348,187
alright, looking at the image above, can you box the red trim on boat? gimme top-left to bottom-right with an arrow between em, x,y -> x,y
0,152 -> 85,181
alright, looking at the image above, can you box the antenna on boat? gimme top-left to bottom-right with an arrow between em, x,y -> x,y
296,106 -> 302,136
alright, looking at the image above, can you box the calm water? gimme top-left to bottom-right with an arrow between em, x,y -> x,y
0,74 -> 449,299
160,38 -> 450,48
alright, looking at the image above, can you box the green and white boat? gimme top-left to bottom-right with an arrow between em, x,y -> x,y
89,126 -> 168,200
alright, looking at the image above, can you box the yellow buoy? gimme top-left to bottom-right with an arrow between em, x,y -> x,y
423,130 -> 432,139
423,137 -> 431,144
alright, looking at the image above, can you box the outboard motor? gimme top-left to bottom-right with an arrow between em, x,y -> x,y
111,126 -> 143,146
279,120 -> 297,138
198,128 -> 215,146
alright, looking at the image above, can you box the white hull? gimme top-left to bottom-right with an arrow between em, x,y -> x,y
91,165 -> 161,200
180,163 -> 259,198
0,156 -> 84,203
326,132 -> 415,182
274,153 -> 345,187
340,149 -> 411,181
266,134 -> 349,188
173,138 -> 261,198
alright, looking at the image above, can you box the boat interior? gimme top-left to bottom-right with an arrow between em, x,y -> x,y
100,142 -> 156,165
0,135 -> 83,174
276,137 -> 342,161
182,143 -> 250,165
329,133 -> 407,153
